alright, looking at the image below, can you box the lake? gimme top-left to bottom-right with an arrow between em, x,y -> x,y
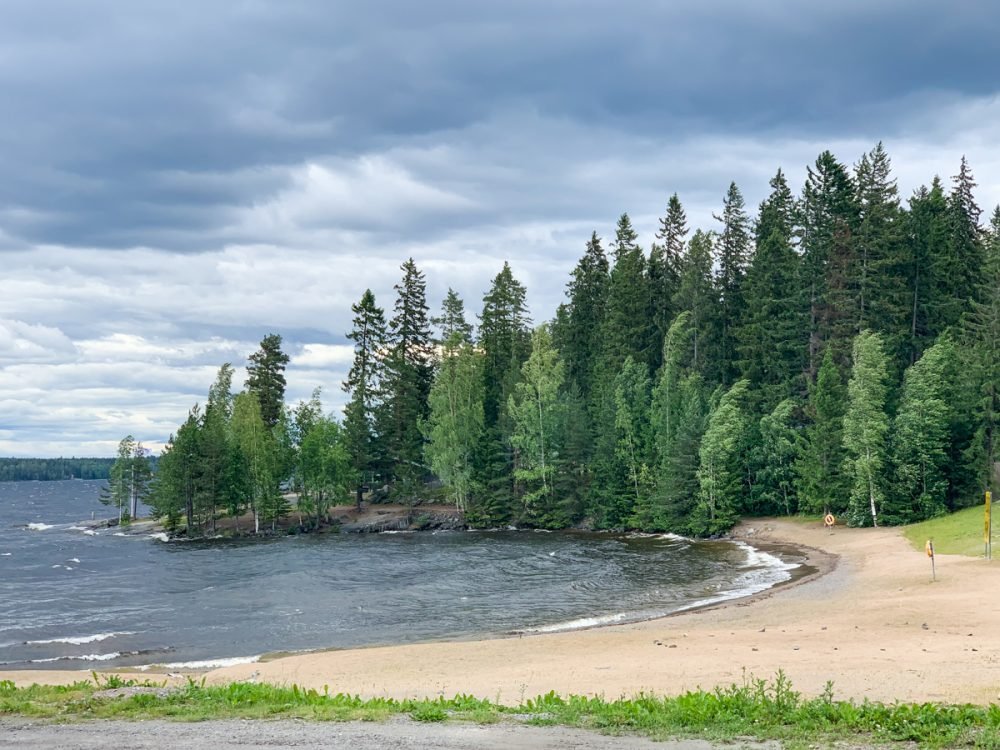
0,480 -> 801,670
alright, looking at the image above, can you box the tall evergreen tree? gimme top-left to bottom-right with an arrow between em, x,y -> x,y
383,258 -> 434,490
650,194 -> 687,350
342,289 -> 388,483
751,399 -> 801,516
903,179 -> 951,361
795,348 -> 848,515
432,288 -> 474,347
798,151 -> 859,373
853,144 -> 908,362
673,229 -> 718,373
245,334 -> 290,430
962,205 -> 1000,495
558,232 -> 610,406
843,331 -> 891,527
714,182 -> 752,385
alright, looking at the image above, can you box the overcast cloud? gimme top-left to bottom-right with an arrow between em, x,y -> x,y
1,0 -> 998,456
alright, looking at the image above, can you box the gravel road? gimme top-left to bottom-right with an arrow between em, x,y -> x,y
1,717 -> 782,749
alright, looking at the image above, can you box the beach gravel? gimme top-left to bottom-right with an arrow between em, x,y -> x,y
1,717 -> 782,750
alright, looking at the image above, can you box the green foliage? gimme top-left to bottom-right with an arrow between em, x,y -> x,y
343,289 -> 388,483
245,334 -> 290,430
0,458 -> 116,481
424,336 -> 484,512
796,349 -> 848,516
4,674 -> 999,747
694,380 -> 750,535
508,325 -> 567,527
843,331 -> 891,527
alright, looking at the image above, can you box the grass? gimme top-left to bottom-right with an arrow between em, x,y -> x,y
2,672 -> 999,748
903,505 -> 992,557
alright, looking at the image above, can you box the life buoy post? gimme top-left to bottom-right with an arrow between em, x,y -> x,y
823,513 -> 835,528
926,539 -> 936,581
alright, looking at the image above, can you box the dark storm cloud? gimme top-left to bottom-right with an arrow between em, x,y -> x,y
0,0 -> 997,249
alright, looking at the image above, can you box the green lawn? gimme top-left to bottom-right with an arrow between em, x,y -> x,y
903,504 -> 993,557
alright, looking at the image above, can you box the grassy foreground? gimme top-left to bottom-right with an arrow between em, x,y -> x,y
903,505 -> 993,557
3,673 -> 999,748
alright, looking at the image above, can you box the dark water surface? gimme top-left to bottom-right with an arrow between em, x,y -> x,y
0,480 -> 800,670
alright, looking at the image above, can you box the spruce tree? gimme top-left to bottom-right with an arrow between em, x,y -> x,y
904,179 -> 951,361
798,151 -> 859,374
795,348 -> 848,515
245,334 -> 290,430
673,229 -> 718,374
383,258 -> 434,491
843,331 -> 891,527
342,289 -> 388,484
560,232 -> 610,402
962,205 -> 1000,495
752,399 -> 800,516
650,194 -> 687,352
613,356 -> 652,513
714,182 -> 752,385
433,288 -> 474,346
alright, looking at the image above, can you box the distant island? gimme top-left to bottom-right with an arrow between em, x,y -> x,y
97,144 -> 997,540
0,457 -> 116,482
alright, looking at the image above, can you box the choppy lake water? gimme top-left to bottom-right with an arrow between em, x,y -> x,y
0,480 -> 802,670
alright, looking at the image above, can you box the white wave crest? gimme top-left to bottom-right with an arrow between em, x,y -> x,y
524,612 -> 632,634
136,655 -> 260,671
27,522 -> 55,531
148,532 -> 169,542
26,631 -> 136,646
30,652 -> 121,664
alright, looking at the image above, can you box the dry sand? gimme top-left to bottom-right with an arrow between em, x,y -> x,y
4,519 -> 998,705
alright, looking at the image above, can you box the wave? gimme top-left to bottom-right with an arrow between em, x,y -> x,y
136,655 -> 260,671
22,652 -> 122,664
25,631 -> 136,646
1,552 -> 12,556
148,532 -> 169,542
522,541 -> 799,636
26,522 -> 55,531
519,611 -> 633,634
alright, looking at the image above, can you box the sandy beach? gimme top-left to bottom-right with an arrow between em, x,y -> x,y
4,519 -> 998,705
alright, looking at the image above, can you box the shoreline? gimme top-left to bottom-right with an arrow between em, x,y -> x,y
3,518 -> 998,705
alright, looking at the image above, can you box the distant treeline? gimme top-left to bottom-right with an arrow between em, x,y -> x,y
0,458 -> 116,481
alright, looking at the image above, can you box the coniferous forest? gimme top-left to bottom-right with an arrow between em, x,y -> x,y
143,145 -> 1000,536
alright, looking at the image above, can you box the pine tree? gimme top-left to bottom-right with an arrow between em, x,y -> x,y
795,348 -> 848,515
245,334 -> 290,430
693,380 -> 750,535
383,258 -> 434,491
508,325 -> 566,527
843,331 -> 891,527
101,435 -> 152,523
342,289 -> 388,484
601,213 -> 655,369
714,182 -> 752,385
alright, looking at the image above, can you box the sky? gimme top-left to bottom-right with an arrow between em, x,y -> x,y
1,0 -> 999,457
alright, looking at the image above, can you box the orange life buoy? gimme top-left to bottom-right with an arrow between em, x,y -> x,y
824,513 -> 835,527
926,540 -> 934,557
